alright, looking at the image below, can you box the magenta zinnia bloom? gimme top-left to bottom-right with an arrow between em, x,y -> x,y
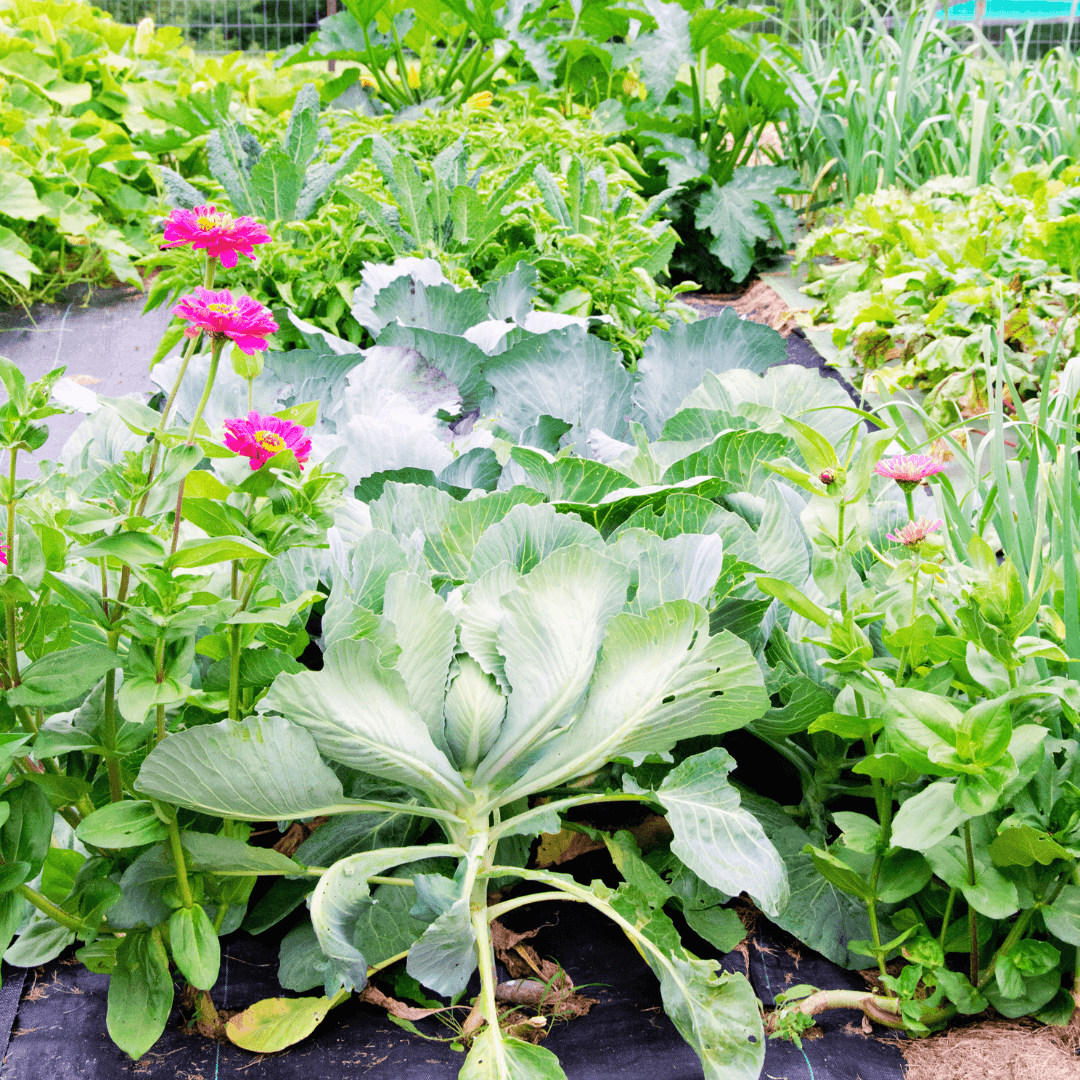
874,454 -> 946,491
886,518 -> 942,548
171,288 -> 278,355
0,545 -> 7,568
161,205 -> 271,269
224,410 -> 312,471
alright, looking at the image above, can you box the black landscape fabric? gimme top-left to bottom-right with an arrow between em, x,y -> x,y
0,902 -> 905,1080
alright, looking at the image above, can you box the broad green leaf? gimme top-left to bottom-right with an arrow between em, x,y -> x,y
1043,886 -> 1080,945
662,429 -> 790,494
310,844 -> 461,995
7,644 -> 120,707
377,324 -> 490,412
633,308 -> 784,438
891,781 -> 971,851
227,990 -> 346,1053
4,918 -> 75,967
32,724 -> 101,759
684,366 -> 857,448
471,544 -> 629,786
250,147 -> 301,221
482,324 -> 633,447
383,571 -> 457,753
167,536 -> 271,568
406,898 -> 477,996
468,501 -> 605,580
458,562 -> 521,689
76,801 -> 169,849
106,929 -> 174,1060
740,792 -> 875,968
136,715 -> 358,821
509,447 -> 637,503
461,1029 -> 568,1080
0,859 -> 28,894
278,921 -> 324,992
1,782 -> 52,879
169,904 -> 221,990
513,604 -> 767,795
262,639 -> 468,808
924,837 -> 1020,919
649,748 -> 787,917
206,122 -> 261,216
989,825 -> 1071,867
444,655 -> 507,774
78,531 -> 168,567
683,907 -> 749,953
284,82 -> 320,166
181,831 -> 304,875
695,167 -> 798,282
39,847 -> 79,901
656,955 -> 764,1080
608,530 -> 726,615
0,172 -> 47,221
757,482 -> 809,586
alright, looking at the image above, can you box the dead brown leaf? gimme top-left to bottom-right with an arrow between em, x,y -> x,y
273,816 -> 327,857
357,985 -> 444,1022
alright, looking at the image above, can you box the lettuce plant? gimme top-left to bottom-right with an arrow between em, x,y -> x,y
134,500 -> 781,1078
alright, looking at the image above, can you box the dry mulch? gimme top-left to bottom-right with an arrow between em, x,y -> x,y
683,278 -> 798,336
903,1010 -> 1080,1080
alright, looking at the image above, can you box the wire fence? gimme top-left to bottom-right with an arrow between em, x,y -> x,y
97,0 -> 328,52
101,0 -> 1077,55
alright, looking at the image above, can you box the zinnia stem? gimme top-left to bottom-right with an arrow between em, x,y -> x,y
229,561 -> 241,723
4,447 -> 19,690
137,259 -> 216,515
171,337 -> 224,556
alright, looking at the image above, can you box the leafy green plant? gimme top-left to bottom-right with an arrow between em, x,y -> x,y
279,0 -> 521,109
161,83 -> 367,226
135,499 -> 777,1075
345,131 -> 536,265
779,0 -> 1080,206
794,163 -> 1080,421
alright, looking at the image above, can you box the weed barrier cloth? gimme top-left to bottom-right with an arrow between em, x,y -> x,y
0,902 -> 904,1080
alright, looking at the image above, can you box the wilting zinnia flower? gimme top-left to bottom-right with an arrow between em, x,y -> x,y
873,454 -> 946,491
224,411 -> 312,471
162,205 -> 271,269
886,517 -> 942,548
171,288 -> 278,355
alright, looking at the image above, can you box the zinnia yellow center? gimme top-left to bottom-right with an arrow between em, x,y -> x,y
196,213 -> 229,232
254,431 -> 286,454
207,302 -> 238,316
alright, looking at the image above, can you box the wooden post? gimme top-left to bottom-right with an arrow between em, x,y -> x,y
327,0 -> 337,72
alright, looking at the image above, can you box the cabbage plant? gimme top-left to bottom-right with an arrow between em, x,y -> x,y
137,505 -> 785,1079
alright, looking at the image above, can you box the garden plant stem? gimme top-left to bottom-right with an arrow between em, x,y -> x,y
138,258 -> 216,511
170,337 -> 224,556
4,448 -> 19,689
167,817 -> 195,909
965,819 -> 979,984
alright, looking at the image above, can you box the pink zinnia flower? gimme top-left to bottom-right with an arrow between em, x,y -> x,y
0,546 -> 7,568
874,454 -> 946,491
161,205 -> 271,269
223,410 -> 312,471
171,288 -> 278,355
886,517 -> 942,548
